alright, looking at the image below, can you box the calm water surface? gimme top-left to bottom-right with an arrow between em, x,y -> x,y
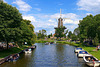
0,43 -> 88,67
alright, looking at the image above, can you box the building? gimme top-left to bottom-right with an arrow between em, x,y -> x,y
54,9 -> 66,38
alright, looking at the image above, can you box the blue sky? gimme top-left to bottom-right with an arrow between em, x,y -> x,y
4,0 -> 100,34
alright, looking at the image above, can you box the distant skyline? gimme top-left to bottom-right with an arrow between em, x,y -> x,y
4,0 -> 100,34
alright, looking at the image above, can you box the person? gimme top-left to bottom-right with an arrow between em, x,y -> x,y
96,46 -> 99,51
98,45 -> 100,50
88,57 -> 91,61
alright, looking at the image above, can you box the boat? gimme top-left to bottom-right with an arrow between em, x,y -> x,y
8,54 -> 19,62
25,48 -> 32,54
30,45 -> 36,50
54,40 -> 57,44
77,51 -> 89,58
50,42 -> 54,44
45,42 -> 50,45
74,47 -> 83,53
83,55 -> 100,67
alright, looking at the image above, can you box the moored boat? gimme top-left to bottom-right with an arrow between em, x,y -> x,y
45,42 -> 50,45
77,51 -> 89,58
7,54 -> 19,62
25,48 -> 32,54
74,47 -> 83,53
83,55 -> 100,67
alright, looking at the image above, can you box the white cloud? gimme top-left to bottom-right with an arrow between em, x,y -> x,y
86,13 -> 92,15
64,19 -> 79,24
50,13 -> 80,25
12,0 -> 32,12
48,19 -> 55,22
77,0 -> 100,13
27,13 -> 80,34
23,15 -> 36,22
34,8 -> 41,11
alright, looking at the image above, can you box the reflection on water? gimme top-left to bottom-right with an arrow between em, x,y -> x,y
0,43 -> 88,67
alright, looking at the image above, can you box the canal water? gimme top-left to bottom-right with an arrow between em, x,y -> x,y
0,43 -> 88,67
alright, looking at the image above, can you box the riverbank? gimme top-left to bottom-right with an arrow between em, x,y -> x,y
0,45 -> 30,59
36,40 -> 100,60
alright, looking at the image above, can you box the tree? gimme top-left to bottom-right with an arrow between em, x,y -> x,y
0,2 -> 22,49
78,15 -> 94,43
55,26 -> 68,39
48,33 -> 52,38
78,14 -> 100,45
67,31 -> 72,39
37,29 -> 47,39
19,19 -> 36,45
0,2 -> 36,48
73,28 -> 80,37
71,34 -> 78,41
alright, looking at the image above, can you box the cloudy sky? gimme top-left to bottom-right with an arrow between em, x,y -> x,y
4,0 -> 100,34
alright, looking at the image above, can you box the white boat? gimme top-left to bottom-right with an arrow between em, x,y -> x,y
83,55 -> 100,67
25,48 -> 32,54
25,51 -> 32,54
74,47 -> 83,53
45,42 -> 50,45
77,51 -> 89,57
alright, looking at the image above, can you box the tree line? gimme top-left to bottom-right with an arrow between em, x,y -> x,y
0,1 -> 36,49
68,14 -> 100,46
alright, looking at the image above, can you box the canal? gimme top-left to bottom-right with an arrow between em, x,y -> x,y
0,43 -> 88,67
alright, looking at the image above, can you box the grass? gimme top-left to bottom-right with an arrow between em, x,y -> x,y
0,45 -> 30,59
82,46 -> 100,60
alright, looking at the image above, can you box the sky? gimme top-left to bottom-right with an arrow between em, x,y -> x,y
4,0 -> 100,35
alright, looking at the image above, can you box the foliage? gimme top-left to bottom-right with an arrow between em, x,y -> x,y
48,33 -> 52,38
0,2 -> 22,48
71,34 -> 78,41
55,26 -> 68,39
93,33 -> 99,46
19,19 -> 36,45
78,14 -> 100,44
67,31 -> 72,38
37,29 -> 47,39
0,2 -> 36,48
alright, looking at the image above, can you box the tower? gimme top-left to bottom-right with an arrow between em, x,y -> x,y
54,9 -> 66,38
58,9 -> 63,28
54,9 -> 66,29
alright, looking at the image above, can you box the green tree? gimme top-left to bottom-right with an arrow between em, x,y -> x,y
0,2 -> 36,48
37,29 -> 47,39
55,26 -> 67,39
19,19 -> 36,45
78,15 -> 94,42
48,33 -> 52,38
67,31 -> 72,39
0,2 -> 22,49
71,34 -> 78,41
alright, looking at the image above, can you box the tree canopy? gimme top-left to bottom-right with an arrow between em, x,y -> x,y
77,14 -> 100,45
0,2 -> 36,48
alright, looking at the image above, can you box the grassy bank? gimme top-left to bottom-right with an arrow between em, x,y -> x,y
0,45 -> 30,59
36,40 -> 54,43
36,40 -> 100,60
57,41 -> 100,60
